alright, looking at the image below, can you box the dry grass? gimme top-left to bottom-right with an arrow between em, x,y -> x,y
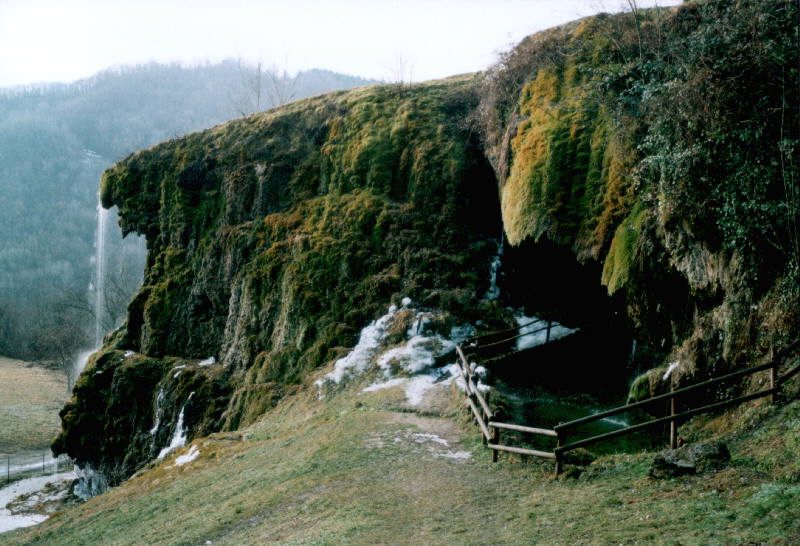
0,357 -> 67,454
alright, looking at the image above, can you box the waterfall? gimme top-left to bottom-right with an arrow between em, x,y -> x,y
72,198 -> 110,382
483,237 -> 503,301
93,199 -> 109,347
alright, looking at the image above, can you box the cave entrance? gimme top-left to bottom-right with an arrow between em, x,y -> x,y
479,236 -> 660,454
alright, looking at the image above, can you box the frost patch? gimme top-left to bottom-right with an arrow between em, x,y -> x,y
410,432 -> 449,446
172,445 -> 200,467
363,378 -> 407,393
404,375 -> 439,406
378,429 -> 472,462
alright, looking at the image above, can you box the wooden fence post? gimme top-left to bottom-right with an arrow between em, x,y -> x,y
669,388 -> 678,449
769,344 -> 778,404
481,409 -> 488,446
555,429 -> 563,476
492,427 -> 499,463
546,321 -> 552,344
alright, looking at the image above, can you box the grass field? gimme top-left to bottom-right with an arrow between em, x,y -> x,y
0,357 -> 68,454
5,367 -> 800,545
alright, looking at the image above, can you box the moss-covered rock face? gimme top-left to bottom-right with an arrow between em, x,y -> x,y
58,77 -> 503,483
481,1 -> 799,383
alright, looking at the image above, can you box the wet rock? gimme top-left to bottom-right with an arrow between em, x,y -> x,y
649,440 -> 730,479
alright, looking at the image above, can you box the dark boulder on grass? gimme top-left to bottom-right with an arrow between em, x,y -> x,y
649,440 -> 731,479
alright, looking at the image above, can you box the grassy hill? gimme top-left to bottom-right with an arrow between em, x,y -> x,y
6,364 -> 800,544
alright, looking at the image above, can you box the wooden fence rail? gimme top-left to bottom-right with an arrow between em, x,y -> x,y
455,338 -> 799,476
456,346 -> 558,463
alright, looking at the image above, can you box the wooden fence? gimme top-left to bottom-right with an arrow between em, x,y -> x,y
456,338 -> 800,475
3,453 -> 73,484
462,318 -> 557,363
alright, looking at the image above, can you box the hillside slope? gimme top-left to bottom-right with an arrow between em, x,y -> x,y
9,363 -> 800,544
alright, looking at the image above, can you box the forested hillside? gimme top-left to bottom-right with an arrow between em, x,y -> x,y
0,62 -> 375,366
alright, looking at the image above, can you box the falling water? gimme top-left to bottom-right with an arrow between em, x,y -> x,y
93,199 -> 109,348
483,237 -> 503,301
71,198 -> 110,382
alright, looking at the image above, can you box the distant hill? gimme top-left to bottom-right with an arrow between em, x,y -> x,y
0,61 -> 377,361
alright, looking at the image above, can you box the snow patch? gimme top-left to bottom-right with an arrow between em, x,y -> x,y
600,415 -> 629,428
198,357 -> 216,367
316,304 -> 400,389
404,375 -> 439,406
172,445 -> 200,467
318,298 -> 479,406
437,450 -> 472,460
123,350 -> 134,358
362,375 -> 445,407
362,378 -> 407,393
0,472 -> 74,533
377,334 -> 454,376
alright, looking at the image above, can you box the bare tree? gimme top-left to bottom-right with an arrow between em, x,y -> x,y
230,58 -> 298,116
29,292 -> 92,391
388,52 -> 414,89
626,0 -> 644,63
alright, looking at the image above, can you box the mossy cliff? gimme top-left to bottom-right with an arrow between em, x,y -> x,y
478,0 -> 799,388
54,77 -> 503,484
54,1 -> 798,487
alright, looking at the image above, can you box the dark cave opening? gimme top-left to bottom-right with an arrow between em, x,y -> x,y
479,236 -> 663,452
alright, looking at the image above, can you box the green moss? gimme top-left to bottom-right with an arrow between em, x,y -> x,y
601,202 -> 647,294
60,76 -> 502,475
626,365 -> 667,405
500,37 -> 637,262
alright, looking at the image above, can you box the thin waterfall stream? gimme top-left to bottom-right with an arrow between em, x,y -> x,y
93,200 -> 109,348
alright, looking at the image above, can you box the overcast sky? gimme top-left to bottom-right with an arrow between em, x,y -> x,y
0,0 -> 681,88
